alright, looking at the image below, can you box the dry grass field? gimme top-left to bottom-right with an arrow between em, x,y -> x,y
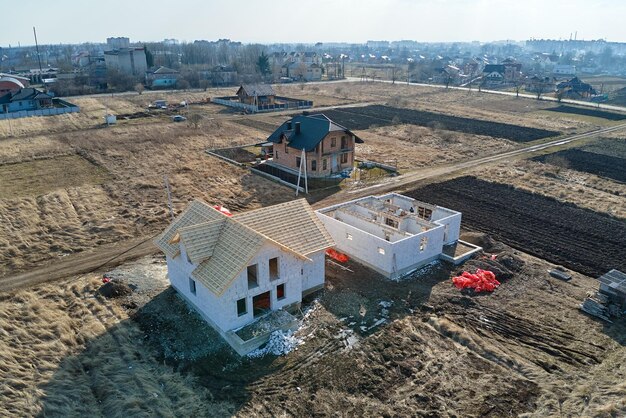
0,81 -> 625,417
1,81 -> 623,276
355,124 -> 518,171
0,116 -> 293,276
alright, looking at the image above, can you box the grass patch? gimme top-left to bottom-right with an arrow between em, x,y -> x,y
0,154 -> 110,198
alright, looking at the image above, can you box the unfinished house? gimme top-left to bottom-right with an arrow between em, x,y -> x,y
236,83 -> 276,106
154,199 -> 334,355
316,193 -> 481,279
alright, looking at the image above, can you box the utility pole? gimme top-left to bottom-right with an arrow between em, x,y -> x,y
163,175 -> 174,221
33,27 -> 44,81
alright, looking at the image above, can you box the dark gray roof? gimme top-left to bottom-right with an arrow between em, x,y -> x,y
483,64 -> 505,73
556,77 -> 595,93
34,92 -> 53,99
6,87 -> 52,102
267,113 -> 363,152
237,83 -> 275,97
10,88 -> 39,101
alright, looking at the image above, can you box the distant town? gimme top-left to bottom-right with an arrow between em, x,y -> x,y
2,37 -> 626,109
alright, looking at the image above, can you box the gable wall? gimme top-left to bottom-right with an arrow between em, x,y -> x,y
167,241 -> 320,332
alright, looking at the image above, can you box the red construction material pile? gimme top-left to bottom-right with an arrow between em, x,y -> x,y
326,248 -> 349,263
452,269 -> 500,293
213,205 -> 232,216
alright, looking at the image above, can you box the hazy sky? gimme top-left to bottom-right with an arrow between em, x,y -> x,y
3,0 -> 625,47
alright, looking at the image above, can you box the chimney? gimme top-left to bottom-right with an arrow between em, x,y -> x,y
286,121 -> 292,130
295,122 -> 301,134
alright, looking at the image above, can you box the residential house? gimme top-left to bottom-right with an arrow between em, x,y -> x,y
502,58 -> 522,82
482,64 -> 505,86
482,60 -> 522,86
316,193 -> 481,279
153,199 -> 334,354
267,114 -> 364,178
525,75 -> 555,94
209,65 -> 238,86
556,77 -> 596,99
145,66 -> 179,89
432,65 -> 461,85
463,59 -> 482,78
0,87 -> 53,113
297,52 -> 322,66
283,62 -> 322,81
553,64 -> 576,76
236,83 -> 275,105
535,53 -> 559,71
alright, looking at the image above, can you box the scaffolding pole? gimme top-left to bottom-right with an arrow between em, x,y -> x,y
295,148 -> 308,196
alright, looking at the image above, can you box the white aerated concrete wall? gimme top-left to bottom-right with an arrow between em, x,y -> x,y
316,212 -> 396,275
316,192 -> 464,279
166,242 -> 325,332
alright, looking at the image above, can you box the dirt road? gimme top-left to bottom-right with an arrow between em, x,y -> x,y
2,122 -> 625,292
346,77 -> 626,113
0,237 -> 157,292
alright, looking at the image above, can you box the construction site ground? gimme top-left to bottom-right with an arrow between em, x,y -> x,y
1,81 -> 625,416
1,240 -> 625,417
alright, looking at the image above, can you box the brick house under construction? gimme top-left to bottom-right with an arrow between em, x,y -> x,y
266,113 -> 363,178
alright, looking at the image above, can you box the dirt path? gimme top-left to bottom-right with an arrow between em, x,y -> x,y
0,237 -> 158,292
2,122 -> 625,292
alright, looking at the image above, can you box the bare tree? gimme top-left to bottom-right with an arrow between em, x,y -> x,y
535,82 -> 552,100
293,62 -> 307,81
134,83 -> 145,95
177,79 -> 191,90
188,113 -> 203,129
514,81 -> 522,97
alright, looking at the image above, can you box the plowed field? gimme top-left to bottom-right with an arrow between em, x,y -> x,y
322,105 -> 560,142
533,149 -> 626,183
546,105 -> 626,121
407,176 -> 626,276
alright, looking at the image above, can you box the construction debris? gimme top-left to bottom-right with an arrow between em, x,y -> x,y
98,279 -> 132,299
580,269 -> 626,322
452,269 -> 500,293
549,269 -> 572,281
580,293 -> 612,322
